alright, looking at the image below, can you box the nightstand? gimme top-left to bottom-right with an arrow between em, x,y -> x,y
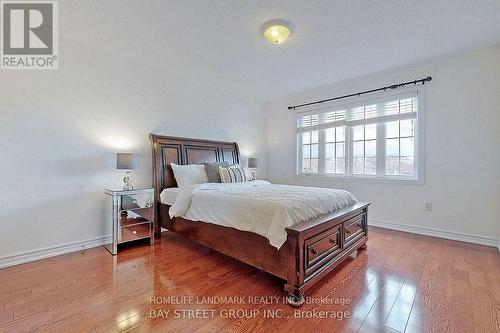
104,188 -> 154,255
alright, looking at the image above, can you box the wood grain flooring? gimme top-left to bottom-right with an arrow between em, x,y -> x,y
0,227 -> 498,333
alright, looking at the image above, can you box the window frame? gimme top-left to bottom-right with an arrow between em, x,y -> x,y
295,87 -> 425,184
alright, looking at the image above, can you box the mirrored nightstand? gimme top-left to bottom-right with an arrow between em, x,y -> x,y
104,188 -> 154,255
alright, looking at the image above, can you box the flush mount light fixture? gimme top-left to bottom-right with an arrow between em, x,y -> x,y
261,20 -> 292,45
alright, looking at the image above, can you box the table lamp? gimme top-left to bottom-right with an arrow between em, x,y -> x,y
116,153 -> 137,190
248,157 -> 258,180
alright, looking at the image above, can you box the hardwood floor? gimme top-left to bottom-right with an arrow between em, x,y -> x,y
0,227 -> 498,333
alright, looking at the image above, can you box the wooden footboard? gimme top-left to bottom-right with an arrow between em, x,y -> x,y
284,202 -> 369,305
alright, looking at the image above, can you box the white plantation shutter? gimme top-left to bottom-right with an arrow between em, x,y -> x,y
298,114 -> 320,127
297,92 -> 418,133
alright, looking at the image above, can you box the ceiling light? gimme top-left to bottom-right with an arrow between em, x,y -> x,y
261,20 -> 292,45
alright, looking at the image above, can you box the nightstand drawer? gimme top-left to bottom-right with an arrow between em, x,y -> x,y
120,223 -> 151,243
119,207 -> 152,226
120,193 -> 153,211
119,213 -> 150,227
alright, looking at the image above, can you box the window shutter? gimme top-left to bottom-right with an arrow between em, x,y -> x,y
297,92 -> 418,133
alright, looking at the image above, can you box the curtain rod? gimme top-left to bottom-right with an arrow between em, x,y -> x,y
288,76 -> 432,110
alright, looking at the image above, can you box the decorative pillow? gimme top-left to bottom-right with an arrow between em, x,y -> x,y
171,163 -> 208,187
230,165 -> 255,180
219,166 -> 248,183
203,161 -> 230,183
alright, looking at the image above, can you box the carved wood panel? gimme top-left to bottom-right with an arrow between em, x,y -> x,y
184,145 -> 219,164
161,145 -> 182,188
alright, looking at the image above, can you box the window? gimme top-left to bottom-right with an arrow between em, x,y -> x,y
352,124 -> 377,175
386,119 -> 415,176
301,131 -> 318,173
297,91 -> 421,180
325,127 -> 345,174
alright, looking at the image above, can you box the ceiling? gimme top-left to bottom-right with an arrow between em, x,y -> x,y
63,0 -> 500,100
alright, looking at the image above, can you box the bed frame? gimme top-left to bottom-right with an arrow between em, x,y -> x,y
150,134 -> 369,306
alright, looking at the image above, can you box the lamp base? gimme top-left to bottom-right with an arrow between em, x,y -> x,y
123,171 -> 134,191
250,168 -> 257,180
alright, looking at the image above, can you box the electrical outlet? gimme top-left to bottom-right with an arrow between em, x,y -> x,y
424,201 -> 433,211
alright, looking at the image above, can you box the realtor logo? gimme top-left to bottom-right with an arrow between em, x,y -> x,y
1,1 -> 58,69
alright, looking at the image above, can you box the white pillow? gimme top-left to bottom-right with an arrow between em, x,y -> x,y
171,163 -> 208,187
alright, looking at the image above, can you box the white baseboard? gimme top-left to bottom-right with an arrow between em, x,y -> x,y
369,219 -> 499,250
0,236 -> 111,269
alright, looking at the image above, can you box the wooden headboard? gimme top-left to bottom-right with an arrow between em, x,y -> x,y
149,134 -> 240,200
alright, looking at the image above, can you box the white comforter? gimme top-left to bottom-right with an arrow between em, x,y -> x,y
169,180 -> 357,249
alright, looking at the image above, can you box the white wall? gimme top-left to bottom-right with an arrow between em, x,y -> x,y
0,40 -> 267,260
266,45 -> 500,243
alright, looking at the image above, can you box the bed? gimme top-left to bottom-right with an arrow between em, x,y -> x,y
150,134 -> 369,306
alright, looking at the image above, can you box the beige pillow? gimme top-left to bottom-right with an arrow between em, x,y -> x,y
219,166 -> 249,183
